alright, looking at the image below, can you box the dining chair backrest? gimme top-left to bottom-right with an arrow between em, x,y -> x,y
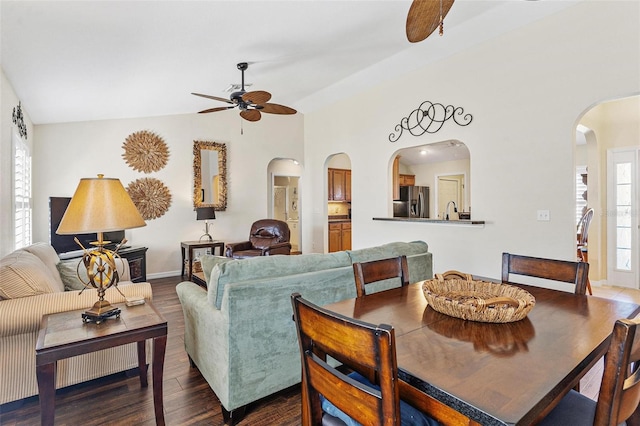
290,293 -> 401,426
541,318 -> 640,425
577,208 -> 594,249
352,255 -> 409,298
595,318 -> 640,425
501,253 -> 589,295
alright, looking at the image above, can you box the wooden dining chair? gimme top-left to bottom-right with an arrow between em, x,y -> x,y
502,253 -> 589,296
290,293 -> 441,426
577,208 -> 595,295
538,317 -> 640,425
352,255 -> 409,298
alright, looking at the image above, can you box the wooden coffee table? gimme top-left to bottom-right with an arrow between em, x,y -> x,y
35,301 -> 167,426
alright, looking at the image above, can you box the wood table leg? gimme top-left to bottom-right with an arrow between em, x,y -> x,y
36,362 -> 56,426
152,335 -> 167,426
187,247 -> 194,280
181,246 -> 186,278
137,340 -> 148,388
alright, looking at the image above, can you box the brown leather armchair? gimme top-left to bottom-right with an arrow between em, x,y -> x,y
225,219 -> 292,259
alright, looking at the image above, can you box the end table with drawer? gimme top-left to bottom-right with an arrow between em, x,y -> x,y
180,240 -> 225,283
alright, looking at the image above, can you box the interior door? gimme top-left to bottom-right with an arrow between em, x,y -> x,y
273,186 -> 287,221
437,175 -> 463,219
607,148 -> 639,288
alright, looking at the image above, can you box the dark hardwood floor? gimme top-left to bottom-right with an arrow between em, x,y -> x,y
1,276 -> 622,425
0,276 -> 301,426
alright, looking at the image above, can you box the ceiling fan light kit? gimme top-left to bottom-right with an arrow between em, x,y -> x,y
192,62 -> 297,122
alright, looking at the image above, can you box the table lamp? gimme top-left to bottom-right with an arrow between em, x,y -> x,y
196,207 -> 216,242
56,174 -> 146,323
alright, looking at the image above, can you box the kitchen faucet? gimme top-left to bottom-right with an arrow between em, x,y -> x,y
445,201 -> 458,221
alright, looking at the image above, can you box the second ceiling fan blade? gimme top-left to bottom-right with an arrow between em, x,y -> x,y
198,106 -> 235,114
406,0 -> 454,43
192,92 -> 234,104
261,103 -> 297,115
240,109 -> 261,122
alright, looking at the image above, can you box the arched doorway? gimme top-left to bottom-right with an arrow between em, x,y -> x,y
268,158 -> 303,254
576,95 -> 640,288
326,153 -> 351,253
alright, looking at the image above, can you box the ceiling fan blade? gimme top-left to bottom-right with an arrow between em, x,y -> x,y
261,103 -> 297,115
240,109 -> 261,122
406,0 -> 455,43
242,90 -> 272,105
192,92 -> 234,104
198,106 -> 235,114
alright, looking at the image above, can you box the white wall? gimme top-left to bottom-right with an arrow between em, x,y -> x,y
33,113 -> 303,277
1,69 -> 35,256
303,1 -> 640,281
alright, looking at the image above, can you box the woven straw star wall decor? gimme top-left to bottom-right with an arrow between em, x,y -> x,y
126,177 -> 172,220
122,130 -> 169,173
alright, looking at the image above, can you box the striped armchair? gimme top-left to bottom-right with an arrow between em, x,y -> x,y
0,243 -> 153,406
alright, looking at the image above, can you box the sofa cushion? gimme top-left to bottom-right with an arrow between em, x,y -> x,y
209,251 -> 352,309
347,241 -> 429,263
57,257 -> 132,291
200,255 -> 234,286
23,242 -> 65,292
0,250 -> 60,299
56,261 -> 89,291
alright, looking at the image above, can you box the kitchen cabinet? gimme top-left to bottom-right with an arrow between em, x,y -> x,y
393,155 -> 415,199
399,174 -> 415,186
345,170 -> 351,201
328,221 -> 351,252
341,221 -> 351,251
328,168 -> 351,201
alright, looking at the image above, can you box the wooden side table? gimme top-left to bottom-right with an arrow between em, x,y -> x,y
35,301 -> 167,426
180,240 -> 225,281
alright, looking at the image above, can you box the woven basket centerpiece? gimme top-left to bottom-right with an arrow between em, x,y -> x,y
422,277 -> 535,323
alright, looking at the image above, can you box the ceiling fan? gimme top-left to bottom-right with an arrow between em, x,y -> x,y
192,62 -> 297,122
406,0 -> 455,43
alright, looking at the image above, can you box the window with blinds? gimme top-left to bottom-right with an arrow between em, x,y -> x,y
14,134 -> 32,250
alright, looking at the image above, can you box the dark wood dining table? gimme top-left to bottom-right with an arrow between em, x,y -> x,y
322,280 -> 640,426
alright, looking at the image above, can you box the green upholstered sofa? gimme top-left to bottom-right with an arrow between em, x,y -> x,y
176,240 -> 433,424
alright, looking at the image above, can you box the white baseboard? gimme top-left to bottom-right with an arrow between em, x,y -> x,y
146,270 -> 182,280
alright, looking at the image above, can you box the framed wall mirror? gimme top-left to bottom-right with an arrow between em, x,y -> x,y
193,140 -> 227,210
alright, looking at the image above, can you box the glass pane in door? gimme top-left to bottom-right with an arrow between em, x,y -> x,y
615,163 -> 632,271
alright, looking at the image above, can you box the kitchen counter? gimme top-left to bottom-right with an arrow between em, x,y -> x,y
373,217 -> 485,226
328,215 -> 350,223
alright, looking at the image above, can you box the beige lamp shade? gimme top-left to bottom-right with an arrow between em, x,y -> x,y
57,175 -> 146,234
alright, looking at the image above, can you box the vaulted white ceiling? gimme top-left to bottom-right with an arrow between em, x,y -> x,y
1,0 -> 579,125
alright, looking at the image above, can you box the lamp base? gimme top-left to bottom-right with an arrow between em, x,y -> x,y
199,233 -> 213,242
82,300 -> 121,324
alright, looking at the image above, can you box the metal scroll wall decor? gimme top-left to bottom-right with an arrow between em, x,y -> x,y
12,102 -> 28,139
389,101 -> 472,142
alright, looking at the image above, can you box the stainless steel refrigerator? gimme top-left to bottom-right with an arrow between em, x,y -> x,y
393,186 -> 429,218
